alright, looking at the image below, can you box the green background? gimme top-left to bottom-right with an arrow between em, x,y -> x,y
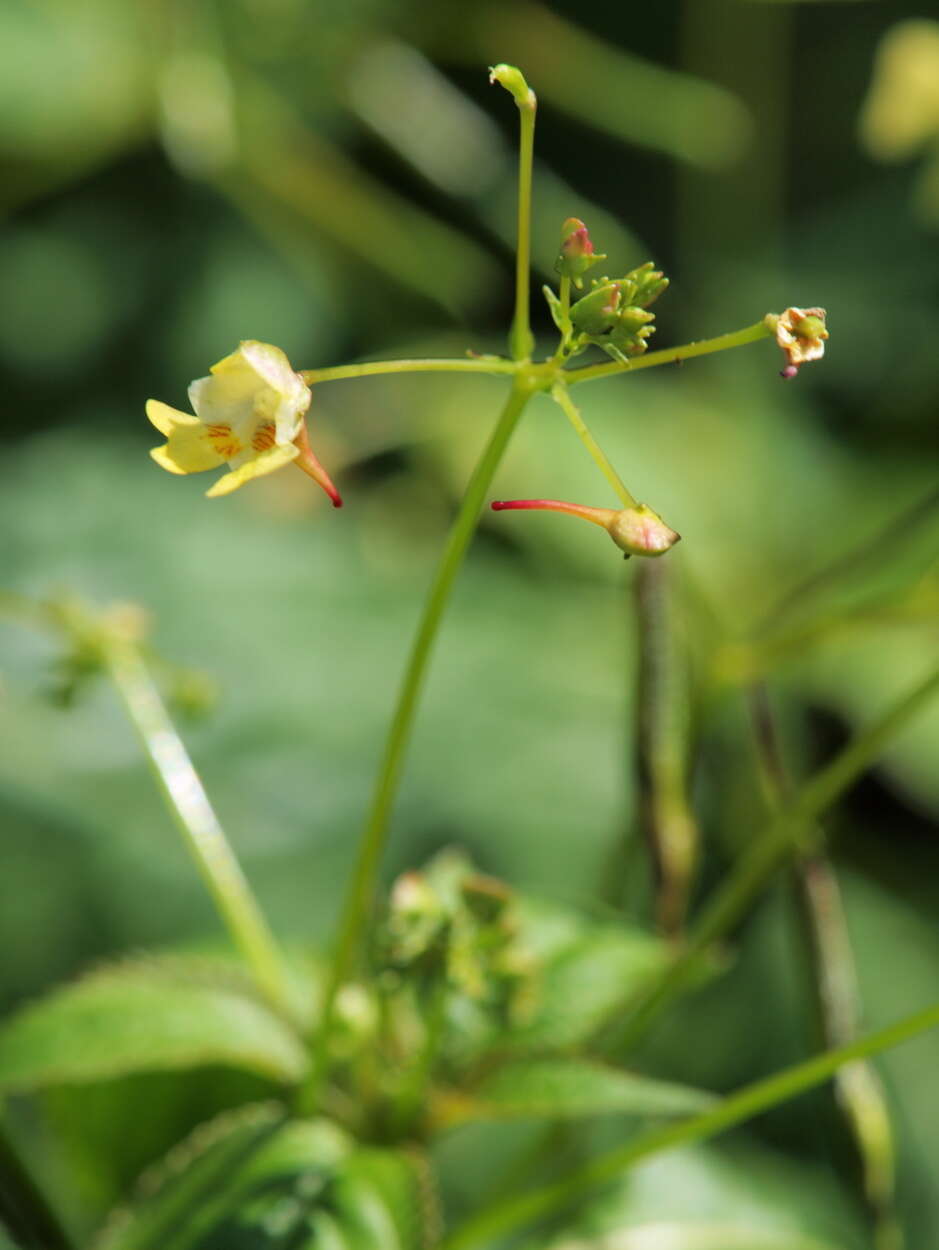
0,1 -> 937,1246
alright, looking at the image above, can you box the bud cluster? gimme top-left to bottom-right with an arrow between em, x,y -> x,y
383,850 -> 533,1014
545,217 -> 669,364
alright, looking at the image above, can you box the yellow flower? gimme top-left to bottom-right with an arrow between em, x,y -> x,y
146,341 -> 341,504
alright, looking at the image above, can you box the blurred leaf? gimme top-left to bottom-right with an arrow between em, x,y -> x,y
548,1225 -> 842,1249
94,1104 -> 422,1250
537,1142 -> 865,1250
0,0 -> 151,211
507,912 -> 667,1052
224,70 -> 499,317
442,1 -> 751,169
437,1058 -> 714,1126
0,956 -> 307,1093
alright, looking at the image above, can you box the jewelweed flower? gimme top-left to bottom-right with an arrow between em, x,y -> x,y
491,498 -> 679,558
771,307 -> 828,377
146,341 -> 342,504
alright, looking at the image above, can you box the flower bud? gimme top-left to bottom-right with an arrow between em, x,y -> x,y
491,498 -> 680,558
625,261 -> 669,308
488,64 -> 536,111
555,218 -> 606,287
570,279 -> 622,335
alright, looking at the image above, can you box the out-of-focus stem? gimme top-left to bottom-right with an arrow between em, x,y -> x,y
612,664 -> 939,1051
102,639 -> 291,1015
749,683 -> 903,1250
442,998 -> 939,1250
636,561 -> 699,939
300,381 -> 533,1114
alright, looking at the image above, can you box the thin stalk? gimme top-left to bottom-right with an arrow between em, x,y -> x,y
0,1120 -> 74,1250
612,664 -> 939,1052
510,91 -> 537,361
442,998 -> 939,1250
102,639 -> 291,1014
749,683 -> 903,1250
551,383 -> 636,507
300,381 -> 533,1114
566,319 -> 771,385
300,358 -> 517,385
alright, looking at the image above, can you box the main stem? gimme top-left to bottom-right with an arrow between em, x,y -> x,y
442,998 -> 939,1250
103,640 -> 291,1014
510,97 -> 536,361
301,382 -> 533,1112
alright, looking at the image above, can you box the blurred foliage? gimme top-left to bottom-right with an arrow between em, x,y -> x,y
1,1 -> 938,1248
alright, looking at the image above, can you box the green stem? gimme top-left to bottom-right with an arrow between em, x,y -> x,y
300,381 -> 533,1114
390,976 -> 450,1138
566,319 -> 772,385
442,998 -> 939,1250
0,1119 -> 74,1250
299,358 -> 517,385
551,383 -> 636,507
510,92 -> 537,362
613,664 -> 939,1051
102,639 -> 291,1014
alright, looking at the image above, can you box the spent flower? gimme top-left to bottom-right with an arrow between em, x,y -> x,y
147,341 -> 342,504
769,307 -> 829,377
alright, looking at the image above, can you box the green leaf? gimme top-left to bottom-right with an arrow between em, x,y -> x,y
537,1142 -> 864,1250
507,914 -> 668,1052
439,1058 -> 715,1126
0,956 -> 308,1092
94,1105 -> 423,1250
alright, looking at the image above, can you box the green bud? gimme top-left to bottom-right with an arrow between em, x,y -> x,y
570,279 -> 622,335
625,261 -> 669,308
555,218 -> 606,287
608,503 -> 680,558
488,64 -> 536,111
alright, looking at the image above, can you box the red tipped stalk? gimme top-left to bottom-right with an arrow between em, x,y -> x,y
491,497 -> 680,558
491,498 -> 615,527
293,421 -> 343,508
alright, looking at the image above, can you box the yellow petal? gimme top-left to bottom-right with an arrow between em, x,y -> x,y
150,446 -> 188,475
205,443 -> 299,498
146,399 -> 200,436
152,422 -> 228,476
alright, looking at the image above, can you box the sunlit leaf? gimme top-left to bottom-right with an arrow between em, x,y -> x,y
0,956 -> 308,1092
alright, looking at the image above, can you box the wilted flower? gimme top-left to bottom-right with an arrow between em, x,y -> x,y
147,341 -> 342,504
771,307 -> 829,377
491,498 -> 680,558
